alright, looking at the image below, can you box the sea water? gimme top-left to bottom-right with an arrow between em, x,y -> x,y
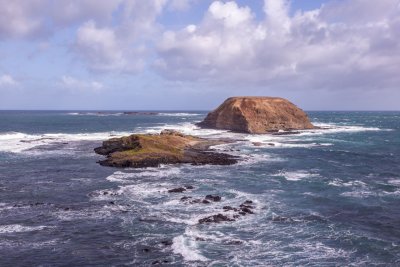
0,111 -> 399,266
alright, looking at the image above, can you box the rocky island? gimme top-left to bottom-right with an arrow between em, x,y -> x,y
94,129 -> 237,168
197,97 -> 315,133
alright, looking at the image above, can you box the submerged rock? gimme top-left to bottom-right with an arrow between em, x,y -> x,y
205,195 -> 222,202
94,130 -> 238,168
168,187 -> 186,193
198,214 -> 235,224
197,97 -> 315,133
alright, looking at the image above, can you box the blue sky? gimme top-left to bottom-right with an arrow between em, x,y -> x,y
0,0 -> 399,110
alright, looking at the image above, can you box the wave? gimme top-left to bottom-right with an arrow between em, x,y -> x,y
172,229 -> 208,262
274,171 -> 319,181
0,131 -> 131,153
0,224 -> 52,234
158,113 -> 203,117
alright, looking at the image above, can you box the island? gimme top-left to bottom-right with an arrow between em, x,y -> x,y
197,96 -> 315,133
94,129 -> 237,168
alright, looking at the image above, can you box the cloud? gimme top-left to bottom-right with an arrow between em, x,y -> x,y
60,75 -> 104,91
0,0 -> 48,39
155,0 -> 400,92
0,74 -> 18,87
73,0 -> 168,73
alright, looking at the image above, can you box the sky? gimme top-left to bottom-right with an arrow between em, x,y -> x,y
0,0 -> 399,110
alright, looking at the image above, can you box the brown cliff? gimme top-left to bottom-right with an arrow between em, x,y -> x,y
197,97 -> 314,134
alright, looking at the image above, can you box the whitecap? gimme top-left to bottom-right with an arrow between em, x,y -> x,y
0,224 -> 52,234
106,167 -> 181,183
158,113 -> 202,117
0,131 -> 131,153
172,229 -> 208,262
276,171 -> 319,181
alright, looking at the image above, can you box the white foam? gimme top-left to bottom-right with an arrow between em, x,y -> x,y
0,224 -> 51,234
106,167 -> 181,183
172,229 -> 208,262
158,113 -> 202,117
276,171 -> 319,181
0,131 -> 131,153
388,179 -> 400,186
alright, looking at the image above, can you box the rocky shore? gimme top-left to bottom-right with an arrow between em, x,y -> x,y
94,129 -> 237,168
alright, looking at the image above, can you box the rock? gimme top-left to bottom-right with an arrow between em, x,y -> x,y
161,240 -> 173,246
243,200 -> 253,205
197,97 -> 315,133
271,131 -> 301,136
123,112 -> 158,116
240,207 -> 254,214
168,187 -> 186,193
160,129 -> 184,137
198,214 -> 235,224
180,196 -> 192,202
205,195 -> 221,202
185,185 -> 194,189
202,199 -> 210,204
252,142 -> 263,146
94,130 -> 238,168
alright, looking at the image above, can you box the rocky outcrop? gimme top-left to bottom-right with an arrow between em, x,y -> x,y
197,97 -> 315,134
94,130 -> 237,168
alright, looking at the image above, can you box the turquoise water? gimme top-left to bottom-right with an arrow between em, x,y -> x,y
0,111 -> 399,266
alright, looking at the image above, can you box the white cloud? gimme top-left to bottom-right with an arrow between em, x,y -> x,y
73,0 -> 168,73
155,0 -> 400,92
74,21 -> 127,72
0,75 -> 18,87
60,76 -> 104,91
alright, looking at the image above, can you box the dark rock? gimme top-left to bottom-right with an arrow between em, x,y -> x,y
198,214 -> 235,224
243,200 -> 253,205
185,185 -> 194,189
109,201 -> 115,205
223,206 -> 235,211
168,187 -> 186,193
205,195 -> 221,202
271,131 -> 301,136
240,207 -> 254,214
161,240 -> 173,246
124,112 -> 159,116
142,248 -> 150,253
239,204 -> 254,209
267,143 -> 275,146
202,199 -> 210,204
195,237 -> 205,241
227,240 -> 243,245
180,196 -> 192,202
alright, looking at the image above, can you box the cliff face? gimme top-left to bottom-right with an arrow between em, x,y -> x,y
197,97 -> 314,134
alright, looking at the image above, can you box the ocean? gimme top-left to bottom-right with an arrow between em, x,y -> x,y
0,111 -> 399,266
